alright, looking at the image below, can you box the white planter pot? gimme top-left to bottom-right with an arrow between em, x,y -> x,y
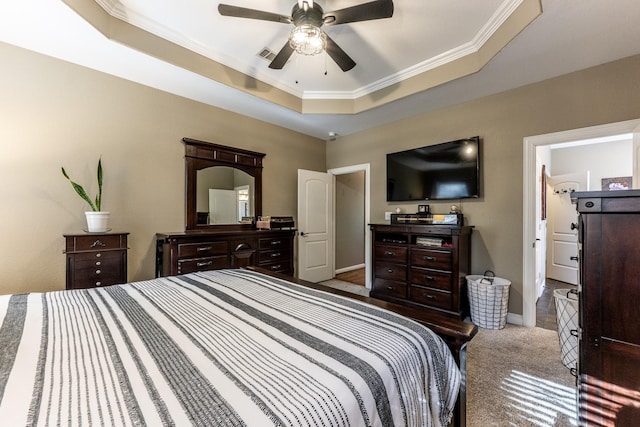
85,211 -> 110,232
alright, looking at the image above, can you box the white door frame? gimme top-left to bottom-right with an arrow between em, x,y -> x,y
328,164 -> 371,288
522,118 -> 640,327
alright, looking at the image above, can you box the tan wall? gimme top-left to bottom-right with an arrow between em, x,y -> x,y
327,54 -> 640,316
0,42 -> 325,295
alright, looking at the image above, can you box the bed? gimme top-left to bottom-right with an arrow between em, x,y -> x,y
0,268 -> 475,426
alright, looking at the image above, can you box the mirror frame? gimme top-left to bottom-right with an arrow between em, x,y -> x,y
183,137 -> 265,231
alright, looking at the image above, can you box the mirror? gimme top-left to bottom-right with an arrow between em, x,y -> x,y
183,138 -> 264,230
196,166 -> 255,225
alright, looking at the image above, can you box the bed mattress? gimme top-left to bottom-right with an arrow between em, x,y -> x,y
0,269 -> 460,426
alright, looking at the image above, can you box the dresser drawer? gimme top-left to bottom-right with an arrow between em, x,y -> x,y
258,261 -> 293,275
258,249 -> 291,264
375,244 -> 407,263
65,234 -> 127,252
375,261 -> 406,281
178,241 -> 227,258
409,267 -> 452,291
409,285 -> 453,310
71,266 -> 123,289
372,278 -> 407,300
259,237 -> 290,251
178,255 -> 229,274
73,251 -> 123,268
410,248 -> 451,271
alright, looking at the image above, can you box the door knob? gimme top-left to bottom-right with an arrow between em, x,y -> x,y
570,222 -> 578,230
300,232 -> 306,237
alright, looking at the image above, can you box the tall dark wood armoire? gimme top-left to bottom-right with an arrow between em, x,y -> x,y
572,190 -> 640,426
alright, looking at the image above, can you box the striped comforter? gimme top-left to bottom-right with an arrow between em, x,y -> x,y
0,269 -> 460,427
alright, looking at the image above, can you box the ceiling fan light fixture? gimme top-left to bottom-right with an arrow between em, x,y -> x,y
289,24 -> 326,56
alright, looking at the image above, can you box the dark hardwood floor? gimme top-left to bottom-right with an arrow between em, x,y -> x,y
335,268 -> 365,286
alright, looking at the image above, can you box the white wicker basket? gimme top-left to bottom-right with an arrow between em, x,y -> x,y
466,273 -> 511,329
553,288 -> 579,376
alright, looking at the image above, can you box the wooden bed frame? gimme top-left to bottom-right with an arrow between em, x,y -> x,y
247,267 -> 478,427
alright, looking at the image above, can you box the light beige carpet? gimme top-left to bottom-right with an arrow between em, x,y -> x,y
467,324 -> 577,426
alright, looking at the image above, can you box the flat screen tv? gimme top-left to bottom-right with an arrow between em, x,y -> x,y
386,136 -> 481,201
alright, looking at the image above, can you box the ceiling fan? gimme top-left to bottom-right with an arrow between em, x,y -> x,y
218,0 -> 394,72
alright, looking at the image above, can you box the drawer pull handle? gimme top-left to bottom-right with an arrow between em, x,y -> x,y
423,256 -> 436,261
424,275 -> 435,281
96,253 -> 102,258
386,269 -> 394,273
424,294 -> 435,299
95,281 -> 102,286
95,270 -> 101,275
95,261 -> 101,266
384,251 -> 395,256
271,252 -> 281,258
271,240 -> 282,245
271,265 -> 281,270
197,261 -> 213,267
90,240 -> 106,248
197,246 -> 212,252
386,286 -> 394,291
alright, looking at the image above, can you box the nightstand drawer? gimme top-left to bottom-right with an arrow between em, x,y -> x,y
65,234 -> 127,252
71,266 -> 123,289
73,251 -> 123,268
409,268 -> 452,291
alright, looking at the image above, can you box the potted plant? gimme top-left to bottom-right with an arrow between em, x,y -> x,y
62,157 -> 110,232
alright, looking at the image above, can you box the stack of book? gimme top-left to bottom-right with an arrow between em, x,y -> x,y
416,237 -> 443,247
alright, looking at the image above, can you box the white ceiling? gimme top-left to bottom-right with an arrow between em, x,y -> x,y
2,0 -> 640,140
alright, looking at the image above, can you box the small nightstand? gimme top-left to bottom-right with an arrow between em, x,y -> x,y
64,232 -> 129,289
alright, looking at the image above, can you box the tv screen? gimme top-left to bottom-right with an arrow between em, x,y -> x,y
386,137 -> 480,201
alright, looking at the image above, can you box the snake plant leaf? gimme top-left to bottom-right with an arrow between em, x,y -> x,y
96,158 -> 103,211
61,157 -> 103,212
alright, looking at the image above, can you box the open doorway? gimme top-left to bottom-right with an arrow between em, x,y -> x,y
522,119 -> 640,327
328,164 -> 371,289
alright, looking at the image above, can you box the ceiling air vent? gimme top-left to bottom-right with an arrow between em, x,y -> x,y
257,47 -> 277,62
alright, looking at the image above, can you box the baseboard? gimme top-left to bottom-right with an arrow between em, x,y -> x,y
335,264 -> 365,275
506,312 -> 524,326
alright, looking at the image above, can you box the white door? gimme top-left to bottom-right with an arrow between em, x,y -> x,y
209,189 -> 236,224
297,169 -> 333,282
535,160 -> 547,299
546,173 -> 588,284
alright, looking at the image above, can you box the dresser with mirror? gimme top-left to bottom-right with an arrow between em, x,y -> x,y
156,138 -> 295,277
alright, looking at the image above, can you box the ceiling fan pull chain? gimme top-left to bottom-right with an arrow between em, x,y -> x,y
324,51 -> 328,76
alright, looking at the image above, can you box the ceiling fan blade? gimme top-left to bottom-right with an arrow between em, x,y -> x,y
218,4 -> 292,24
325,35 -> 356,72
323,0 -> 393,25
269,42 -> 295,69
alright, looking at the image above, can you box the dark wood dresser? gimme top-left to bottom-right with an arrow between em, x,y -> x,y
370,223 -> 472,319
572,190 -> 640,426
64,232 -> 129,289
156,229 -> 295,277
